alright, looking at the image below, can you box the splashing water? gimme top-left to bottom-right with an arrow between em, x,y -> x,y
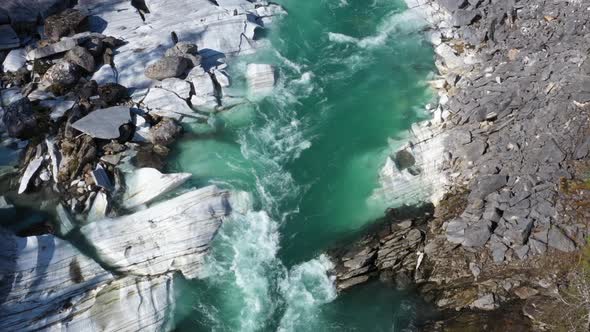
172,0 -> 436,330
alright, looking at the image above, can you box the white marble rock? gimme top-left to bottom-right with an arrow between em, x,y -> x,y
122,167 -> 192,209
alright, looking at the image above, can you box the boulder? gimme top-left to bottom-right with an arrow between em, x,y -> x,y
71,106 -> 131,139
2,48 -> 27,72
97,83 -> 128,105
547,226 -> 576,252
44,9 -> 88,41
144,56 -> 189,80
246,63 -> 275,94
2,98 -> 38,139
149,118 -> 183,146
42,60 -> 81,87
0,25 -> 19,50
122,167 -> 191,209
64,46 -> 95,73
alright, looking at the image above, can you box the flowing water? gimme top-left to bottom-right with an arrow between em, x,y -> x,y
170,0 -> 435,330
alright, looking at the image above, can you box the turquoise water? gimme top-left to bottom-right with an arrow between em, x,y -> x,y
170,0 -> 435,330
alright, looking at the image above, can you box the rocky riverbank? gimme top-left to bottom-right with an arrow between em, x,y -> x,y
0,0 -> 281,330
333,0 -> 590,330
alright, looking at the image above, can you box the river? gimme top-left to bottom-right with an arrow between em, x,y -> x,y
170,0 -> 435,330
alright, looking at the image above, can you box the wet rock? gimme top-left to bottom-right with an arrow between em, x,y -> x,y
395,149 -> 416,170
97,83 -> 128,105
42,60 -> 81,87
44,9 -> 88,41
0,25 -> 19,50
2,98 -> 38,139
144,56 -> 189,80
149,118 -> 183,146
64,46 -> 95,73
71,106 -> 131,139
246,63 -> 275,94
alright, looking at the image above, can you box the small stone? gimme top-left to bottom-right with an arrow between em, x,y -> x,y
469,262 -> 481,279
471,294 -> 499,311
513,286 -> 539,300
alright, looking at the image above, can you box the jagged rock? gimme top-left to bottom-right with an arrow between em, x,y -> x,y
547,226 -> 576,252
2,98 -> 38,139
64,46 -> 95,73
246,63 -> 275,94
0,25 -> 19,50
164,42 -> 201,67
149,118 -> 183,146
122,167 -> 191,209
18,156 -> 43,194
26,38 -> 77,60
91,164 -> 113,191
144,56 -> 189,80
42,60 -> 81,87
2,48 -> 26,72
97,83 -> 128,105
71,106 -> 131,139
44,9 -> 88,41
462,221 -> 491,247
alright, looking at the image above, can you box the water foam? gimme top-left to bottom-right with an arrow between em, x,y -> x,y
328,10 -> 428,49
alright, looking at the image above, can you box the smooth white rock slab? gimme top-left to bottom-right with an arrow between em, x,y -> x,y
143,87 -> 206,122
160,78 -> 192,99
122,167 -> 191,209
40,99 -> 76,121
46,138 -> 61,183
246,63 -> 275,94
26,38 -> 78,60
2,48 -> 26,73
0,25 -> 19,50
187,66 -> 218,110
87,191 -> 108,222
71,106 -> 131,139
82,185 -> 231,278
18,156 -> 43,194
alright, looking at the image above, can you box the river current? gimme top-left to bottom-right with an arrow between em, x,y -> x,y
170,0 -> 435,330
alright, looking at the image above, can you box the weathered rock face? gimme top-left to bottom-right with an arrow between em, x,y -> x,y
144,56 -> 189,80
0,186 -> 240,331
44,8 -> 88,41
2,98 -> 38,139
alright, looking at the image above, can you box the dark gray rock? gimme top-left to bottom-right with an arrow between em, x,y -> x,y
2,98 -> 37,139
547,226 -> 576,252
144,56 -> 189,80
44,9 -> 88,41
462,221 -> 491,247
65,46 -> 95,73
149,118 -> 183,146
446,218 -> 467,244
470,174 -> 507,200
395,149 -> 416,170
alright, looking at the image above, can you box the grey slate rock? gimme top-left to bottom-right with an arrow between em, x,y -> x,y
144,56 -> 189,80
446,218 -> 467,244
547,226 -> 576,252
462,221 -> 492,247
65,46 -> 95,73
471,174 -> 507,200
71,106 -> 131,139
